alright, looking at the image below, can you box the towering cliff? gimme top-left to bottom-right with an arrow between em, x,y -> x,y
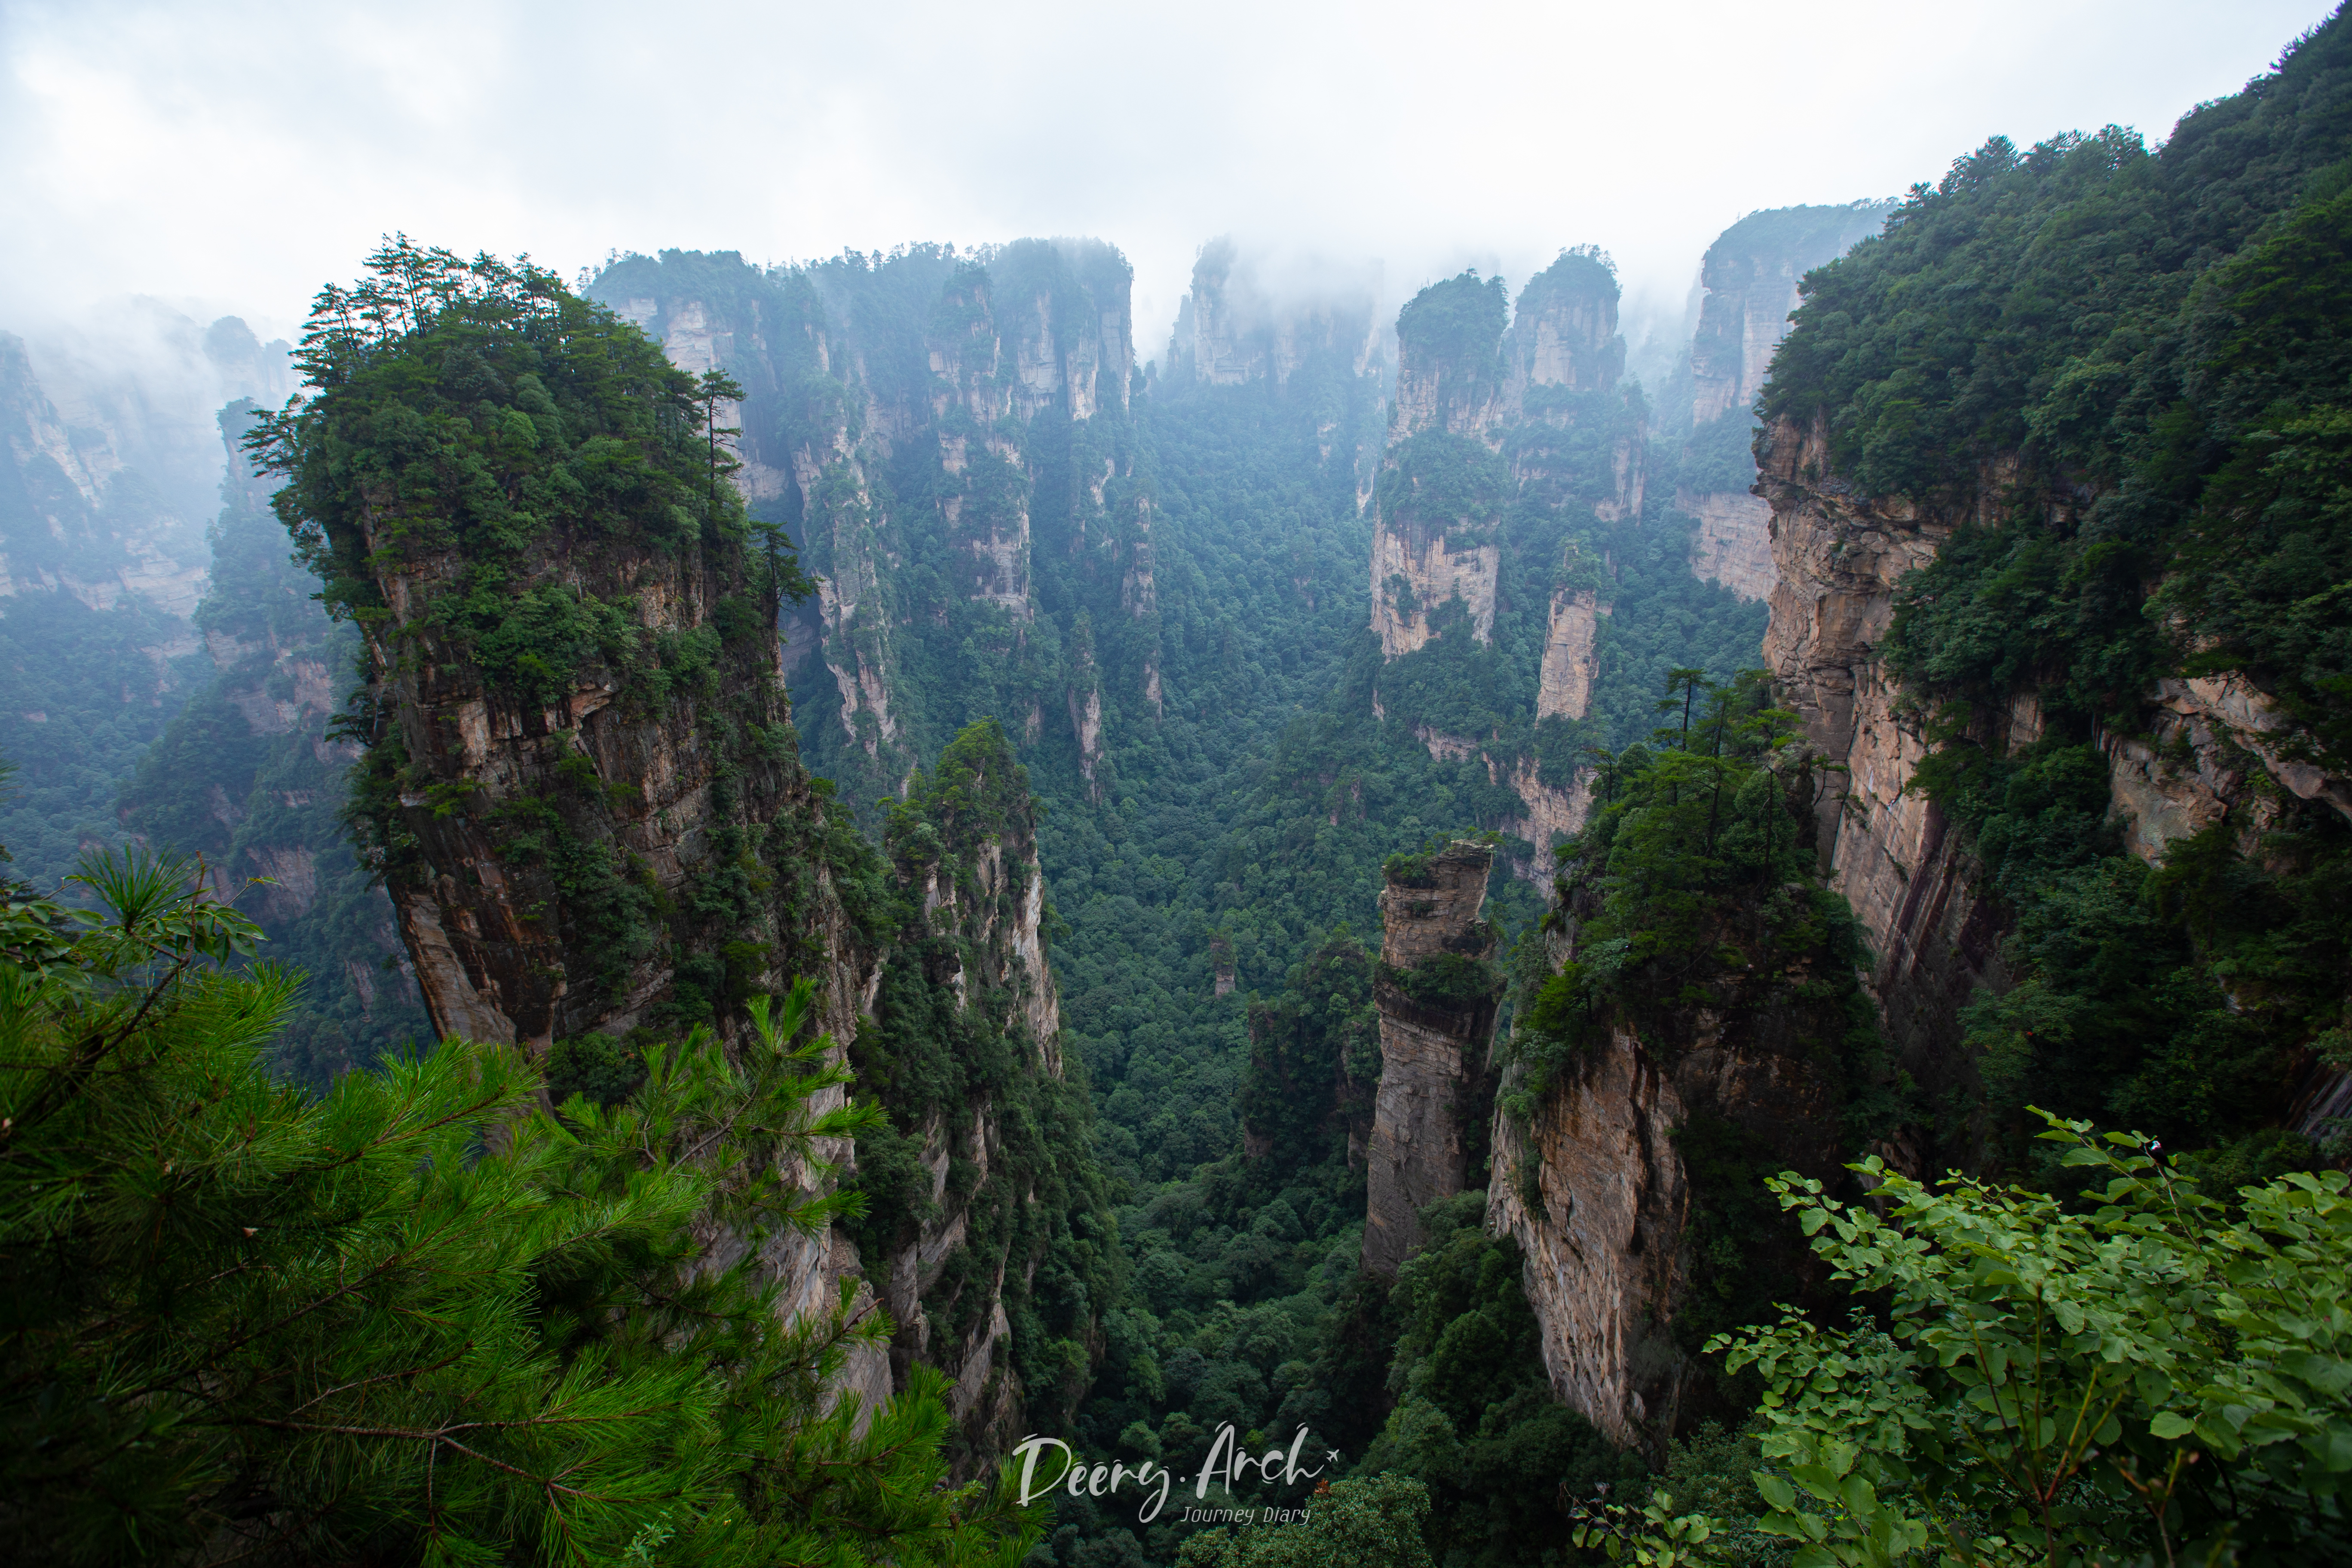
1756,420 -> 2016,1111
1670,203 -> 1891,606
1687,205 -> 1889,430
597,241 -> 1403,1225
1360,840 -> 1501,1277
1366,249 -> 1718,874
1173,237 -> 1385,391
591,242 -> 1150,819
256,243 -> 1112,1457
1482,682 -> 1878,1452
840,720 -> 1108,1457
118,401 -> 429,1083
1755,15 -> 2352,1173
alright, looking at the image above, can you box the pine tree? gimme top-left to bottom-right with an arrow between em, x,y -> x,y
0,848 -> 1041,1566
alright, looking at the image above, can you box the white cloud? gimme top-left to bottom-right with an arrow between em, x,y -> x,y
0,0 -> 2334,353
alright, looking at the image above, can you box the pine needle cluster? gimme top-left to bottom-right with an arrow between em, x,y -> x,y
0,848 -> 1041,1566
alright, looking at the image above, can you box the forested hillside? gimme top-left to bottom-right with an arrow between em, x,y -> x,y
10,12 -> 2352,1565
1760,8 -> 2352,1185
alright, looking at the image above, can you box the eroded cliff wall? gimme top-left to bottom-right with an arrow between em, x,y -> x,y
1760,406 -> 2352,1142
593,242 -> 1155,822
1366,252 -> 1645,869
853,724 -> 1081,1456
586,254 -> 1113,1455
0,322 -> 291,888
1675,203 -> 1891,607
1755,414 -> 1988,1087
1183,236 -> 1384,389
117,402 -> 429,1083
1681,490 -> 1776,603
1362,841 -> 1500,1277
1486,1001 -> 1844,1450
1688,205 -> 1891,430
1483,848 -> 1856,1452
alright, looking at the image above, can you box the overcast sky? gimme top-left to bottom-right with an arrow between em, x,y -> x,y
1,0 -> 2339,361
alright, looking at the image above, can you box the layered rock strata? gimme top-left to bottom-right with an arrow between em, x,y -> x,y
1400,579 -> 1597,868
1758,417 -> 2025,1097
1680,490 -> 1776,603
368,541 -> 839,1052
1536,590 -> 1604,720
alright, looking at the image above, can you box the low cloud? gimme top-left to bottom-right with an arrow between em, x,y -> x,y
1,0 -> 2329,372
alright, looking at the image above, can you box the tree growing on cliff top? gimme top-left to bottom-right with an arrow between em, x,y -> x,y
1755,13 -> 2352,1176
245,235 -> 815,699
1513,669 -> 1865,1099
0,847 -> 1041,1566
237,237 -> 831,1044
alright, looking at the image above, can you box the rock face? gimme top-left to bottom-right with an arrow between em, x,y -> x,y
0,327 -> 282,889
2114,675 -> 2352,838
590,258 -> 1108,1457
369,477 -> 849,1055
1483,837 -> 1856,1453
0,312 -> 296,603
594,242 -> 1151,822
1536,589 -> 1603,720
1677,204 -> 1892,606
1506,251 -> 1627,400
1688,205 -> 1891,430
1371,527 -> 1501,658
1369,255 -> 1638,662
869,730 -> 1070,1452
1486,1017 -> 1685,1449
1368,274 -> 1507,662
1502,755 -> 1590,851
0,333 -> 207,617
1362,842 -> 1501,1277
1680,489 -> 1775,602
1486,1001 -> 1843,1451
1756,415 -> 2021,1099
1179,237 -> 1384,388
1366,252 -> 1646,867
1758,413 -> 2352,1133
286,288 -> 926,1416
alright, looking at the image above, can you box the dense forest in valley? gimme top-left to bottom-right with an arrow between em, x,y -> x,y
6,10 -> 2352,1566
579,232 -> 1786,1562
